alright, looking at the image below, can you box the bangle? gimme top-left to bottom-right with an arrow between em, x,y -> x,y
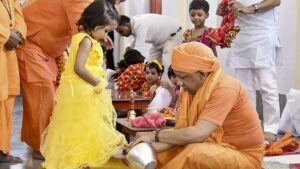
155,129 -> 161,142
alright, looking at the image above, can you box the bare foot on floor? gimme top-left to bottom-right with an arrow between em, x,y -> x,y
0,151 -> 23,164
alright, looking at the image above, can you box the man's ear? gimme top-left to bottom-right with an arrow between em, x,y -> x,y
199,72 -> 208,80
207,12 -> 209,18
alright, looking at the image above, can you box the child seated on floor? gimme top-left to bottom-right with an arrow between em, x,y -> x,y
117,49 -> 146,92
160,66 -> 181,109
141,60 -> 172,109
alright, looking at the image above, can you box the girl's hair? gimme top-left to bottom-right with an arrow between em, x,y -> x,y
146,60 -> 164,75
167,66 -> 175,79
77,0 -> 119,31
117,59 -> 128,69
105,0 -> 117,5
124,49 -> 145,66
189,0 -> 210,13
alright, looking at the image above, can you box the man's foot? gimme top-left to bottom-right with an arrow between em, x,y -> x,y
264,132 -> 277,142
0,151 -> 23,164
32,151 -> 44,160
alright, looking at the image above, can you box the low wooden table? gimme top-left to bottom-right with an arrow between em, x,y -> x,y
112,91 -> 152,113
117,118 -> 172,141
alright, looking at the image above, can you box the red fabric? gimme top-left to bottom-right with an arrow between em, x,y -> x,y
290,163 -> 300,169
131,113 -> 166,128
117,63 -> 146,92
207,0 -> 240,48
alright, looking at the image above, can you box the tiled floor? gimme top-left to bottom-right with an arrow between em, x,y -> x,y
1,96 -> 300,169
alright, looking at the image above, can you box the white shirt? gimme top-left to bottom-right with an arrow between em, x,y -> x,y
227,0 -> 283,68
105,69 -> 115,90
148,86 -> 172,109
130,14 -> 181,52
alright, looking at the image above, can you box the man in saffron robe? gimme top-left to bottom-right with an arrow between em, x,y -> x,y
0,0 -> 26,163
132,42 -> 265,169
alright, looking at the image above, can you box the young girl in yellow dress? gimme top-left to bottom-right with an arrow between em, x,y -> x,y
40,1 -> 127,168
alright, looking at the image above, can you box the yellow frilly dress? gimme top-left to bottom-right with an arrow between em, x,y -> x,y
41,33 -> 127,169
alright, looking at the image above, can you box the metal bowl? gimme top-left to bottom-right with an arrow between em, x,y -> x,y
124,142 -> 157,169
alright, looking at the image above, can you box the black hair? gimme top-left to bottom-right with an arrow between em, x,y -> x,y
77,0 -> 119,31
189,0 -> 210,13
146,61 -> 164,75
105,0 -> 116,5
105,0 -> 120,22
117,59 -> 128,69
118,15 -> 130,26
123,49 -> 145,66
167,66 -> 175,79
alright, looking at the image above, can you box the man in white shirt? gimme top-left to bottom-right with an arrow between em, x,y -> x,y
217,0 -> 282,141
116,14 -> 183,79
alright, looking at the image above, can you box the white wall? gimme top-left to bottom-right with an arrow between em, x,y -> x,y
276,0 -> 297,93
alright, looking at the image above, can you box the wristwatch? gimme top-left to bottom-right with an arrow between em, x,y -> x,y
252,4 -> 259,13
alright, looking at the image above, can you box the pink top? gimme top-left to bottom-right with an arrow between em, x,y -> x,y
183,28 -> 213,48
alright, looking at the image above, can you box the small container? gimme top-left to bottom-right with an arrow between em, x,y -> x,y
123,142 -> 157,169
127,110 -> 136,123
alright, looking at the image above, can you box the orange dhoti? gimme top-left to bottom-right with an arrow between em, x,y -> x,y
0,0 -> 26,155
0,50 -> 22,153
157,143 -> 264,169
17,41 -> 57,151
0,96 -> 15,153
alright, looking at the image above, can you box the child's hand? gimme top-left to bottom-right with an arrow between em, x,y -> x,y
149,85 -> 158,95
94,81 -> 102,94
99,35 -> 113,50
160,81 -> 171,90
216,3 -> 226,16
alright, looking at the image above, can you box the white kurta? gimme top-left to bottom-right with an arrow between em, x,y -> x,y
130,14 -> 181,50
129,14 -> 183,80
148,86 -> 172,110
278,88 -> 300,136
227,0 -> 283,68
